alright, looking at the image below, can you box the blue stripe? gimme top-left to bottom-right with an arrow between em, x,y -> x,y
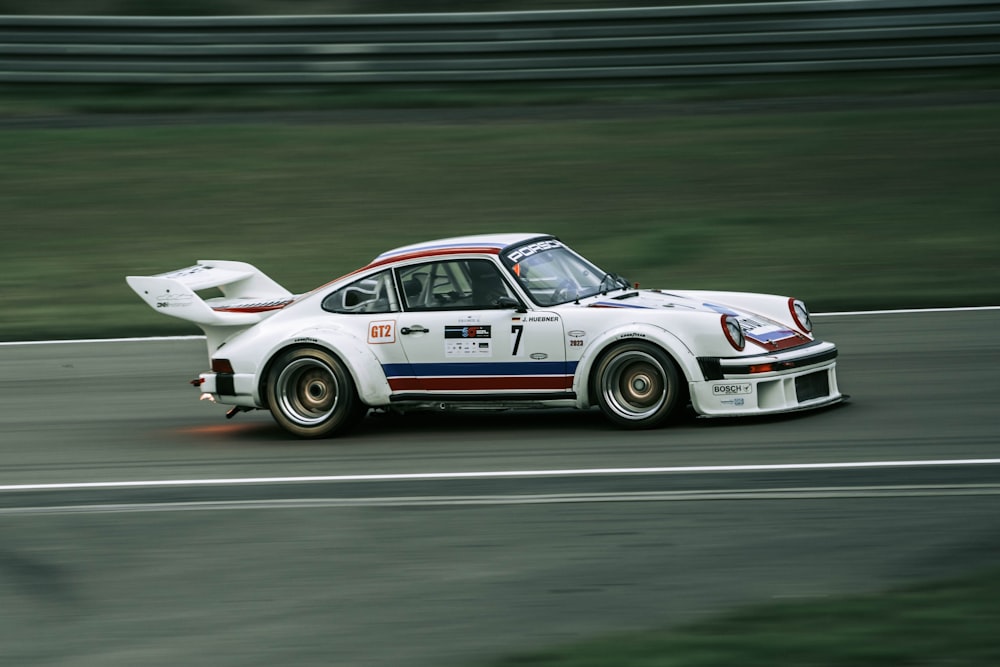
382,361 -> 578,377
701,301 -> 740,316
589,302 -> 651,309
746,329 -> 798,343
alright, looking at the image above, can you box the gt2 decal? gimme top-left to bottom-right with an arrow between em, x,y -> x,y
368,320 -> 396,344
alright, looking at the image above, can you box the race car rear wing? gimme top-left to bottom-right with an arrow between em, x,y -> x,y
127,260 -> 296,349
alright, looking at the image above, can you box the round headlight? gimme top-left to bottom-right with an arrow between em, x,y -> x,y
722,314 -> 745,351
789,298 -> 813,333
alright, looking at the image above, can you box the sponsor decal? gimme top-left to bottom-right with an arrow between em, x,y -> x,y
713,383 -> 752,396
720,398 -> 746,407
506,239 -> 564,263
293,337 -> 319,344
445,325 -> 492,339
368,320 -> 396,344
445,339 -> 492,358
568,330 -> 586,338
618,332 -> 647,339
161,265 -> 212,279
155,292 -> 194,308
530,352 -> 548,360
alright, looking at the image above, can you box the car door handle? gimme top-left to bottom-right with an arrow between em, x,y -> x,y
400,325 -> 429,335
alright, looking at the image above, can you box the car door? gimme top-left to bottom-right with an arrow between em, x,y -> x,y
392,258 -> 570,398
319,268 -> 415,389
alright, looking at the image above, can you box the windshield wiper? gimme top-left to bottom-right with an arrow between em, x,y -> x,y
599,272 -> 631,295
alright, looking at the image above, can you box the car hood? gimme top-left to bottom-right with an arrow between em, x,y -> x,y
583,289 -> 812,351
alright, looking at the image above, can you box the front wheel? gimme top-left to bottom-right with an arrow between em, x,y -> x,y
592,342 -> 682,429
266,348 -> 366,438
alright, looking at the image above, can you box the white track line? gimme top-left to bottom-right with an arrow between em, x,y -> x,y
0,335 -> 204,346
2,458 -> 999,493
4,484 -> 1000,516
1,306 -> 998,347
815,306 -> 1000,317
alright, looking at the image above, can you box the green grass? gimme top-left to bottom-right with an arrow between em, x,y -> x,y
3,69 -> 1000,116
490,567 -> 1000,666
2,78 -> 999,341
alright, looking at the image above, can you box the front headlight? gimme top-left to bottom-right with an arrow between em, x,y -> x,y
789,298 -> 813,333
721,314 -> 745,351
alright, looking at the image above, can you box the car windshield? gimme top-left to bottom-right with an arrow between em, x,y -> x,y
501,239 -> 627,306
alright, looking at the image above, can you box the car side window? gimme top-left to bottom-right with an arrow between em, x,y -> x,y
398,259 -> 513,310
321,269 -> 399,314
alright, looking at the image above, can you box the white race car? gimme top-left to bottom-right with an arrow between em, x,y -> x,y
128,233 -> 843,438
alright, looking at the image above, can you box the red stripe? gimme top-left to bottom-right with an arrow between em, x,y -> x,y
366,246 -> 502,271
388,378 -> 424,391
748,334 -> 812,351
212,302 -> 292,313
389,376 -> 572,392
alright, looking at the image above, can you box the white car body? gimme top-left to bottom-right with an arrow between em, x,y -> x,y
127,233 -> 843,437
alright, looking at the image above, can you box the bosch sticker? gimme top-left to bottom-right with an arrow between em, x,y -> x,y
712,383 -> 752,396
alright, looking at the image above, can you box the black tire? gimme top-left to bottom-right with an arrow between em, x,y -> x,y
265,347 -> 366,438
592,342 -> 682,429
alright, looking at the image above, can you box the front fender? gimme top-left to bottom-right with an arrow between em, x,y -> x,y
256,327 -> 392,408
573,323 -> 699,408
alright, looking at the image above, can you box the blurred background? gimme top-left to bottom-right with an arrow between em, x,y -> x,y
2,3 -> 1000,667
1,0 -> 998,340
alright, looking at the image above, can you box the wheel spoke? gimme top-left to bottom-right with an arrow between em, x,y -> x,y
276,358 -> 340,426
600,350 -> 669,421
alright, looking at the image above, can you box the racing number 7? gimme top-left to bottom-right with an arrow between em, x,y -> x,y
511,324 -> 524,356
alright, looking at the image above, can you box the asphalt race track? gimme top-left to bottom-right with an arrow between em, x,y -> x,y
2,309 -> 999,667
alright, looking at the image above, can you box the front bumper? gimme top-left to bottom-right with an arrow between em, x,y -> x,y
691,341 -> 843,416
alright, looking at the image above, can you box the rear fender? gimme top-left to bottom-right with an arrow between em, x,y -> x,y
256,328 -> 392,408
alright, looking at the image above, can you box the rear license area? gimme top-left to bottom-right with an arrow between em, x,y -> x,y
795,370 -> 830,403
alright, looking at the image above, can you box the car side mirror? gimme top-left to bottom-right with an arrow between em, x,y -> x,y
496,296 -> 526,312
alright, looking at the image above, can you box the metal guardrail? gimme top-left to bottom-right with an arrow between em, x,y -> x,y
1,0 -> 999,84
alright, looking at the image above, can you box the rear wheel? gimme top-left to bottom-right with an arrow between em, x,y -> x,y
592,342 -> 682,429
266,348 -> 366,438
